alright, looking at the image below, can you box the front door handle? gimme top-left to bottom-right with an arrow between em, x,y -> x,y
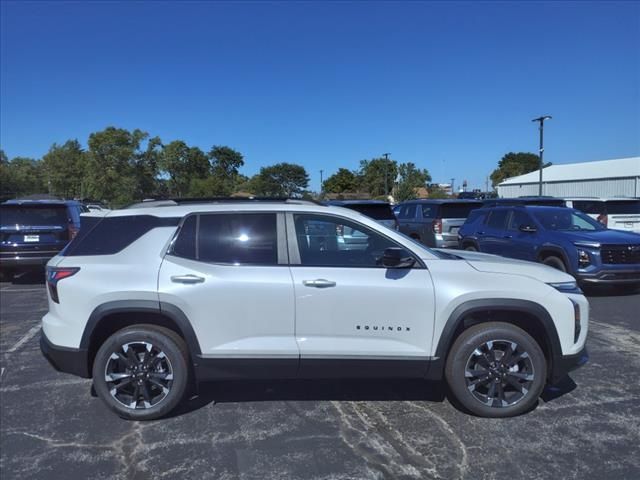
171,274 -> 205,284
503,235 -> 512,239
303,279 -> 336,288
476,231 -> 485,235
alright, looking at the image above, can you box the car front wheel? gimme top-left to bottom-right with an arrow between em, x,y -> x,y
92,325 -> 189,420
445,322 -> 546,418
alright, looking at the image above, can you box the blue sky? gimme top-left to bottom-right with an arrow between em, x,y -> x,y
1,1 -> 639,191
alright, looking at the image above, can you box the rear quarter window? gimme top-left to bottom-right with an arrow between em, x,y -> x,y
63,215 -> 180,256
342,204 -> 395,220
440,203 -> 481,219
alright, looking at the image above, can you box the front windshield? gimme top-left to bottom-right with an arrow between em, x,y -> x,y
532,209 -> 606,231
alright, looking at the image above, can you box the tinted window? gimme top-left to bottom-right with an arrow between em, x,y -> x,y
197,214 -> 278,265
0,205 -> 69,226
398,204 -> 417,220
507,210 -> 533,230
465,209 -> 484,225
486,210 -> 509,229
172,215 -> 197,259
341,203 -> 395,220
606,200 -> 640,214
294,214 -> 402,267
440,203 -> 481,218
421,204 -> 438,218
64,215 -> 180,256
572,201 -> 604,214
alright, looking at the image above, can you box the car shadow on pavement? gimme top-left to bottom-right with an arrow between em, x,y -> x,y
582,284 -> 639,297
541,375 -> 577,402
168,378 -> 448,418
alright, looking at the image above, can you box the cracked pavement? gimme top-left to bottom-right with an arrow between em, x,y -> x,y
1,277 -> 639,479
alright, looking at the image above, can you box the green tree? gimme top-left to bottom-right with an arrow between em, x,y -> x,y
207,146 -> 245,196
490,152 -> 549,187
427,185 -> 450,199
85,127 -> 148,207
1,156 -> 47,197
359,157 -> 398,198
249,163 -> 309,197
42,140 -> 87,198
159,141 -> 209,196
395,162 -> 431,202
133,136 -> 162,200
323,168 -> 360,194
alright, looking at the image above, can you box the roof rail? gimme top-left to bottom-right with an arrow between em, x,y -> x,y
126,197 -> 326,208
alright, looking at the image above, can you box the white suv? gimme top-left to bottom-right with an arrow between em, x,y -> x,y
40,199 -> 589,420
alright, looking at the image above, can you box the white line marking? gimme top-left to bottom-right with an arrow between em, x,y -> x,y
7,325 -> 41,353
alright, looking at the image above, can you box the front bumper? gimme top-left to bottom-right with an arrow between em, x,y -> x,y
550,346 -> 589,384
40,330 -> 90,378
576,268 -> 640,285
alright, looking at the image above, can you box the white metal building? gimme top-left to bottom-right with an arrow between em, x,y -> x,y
497,156 -> 640,198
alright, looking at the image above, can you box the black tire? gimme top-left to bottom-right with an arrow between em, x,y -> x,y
464,244 -> 478,252
92,324 -> 190,420
445,322 -> 546,418
542,255 -> 566,272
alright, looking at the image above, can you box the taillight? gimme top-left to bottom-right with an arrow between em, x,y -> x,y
432,218 -> 442,234
46,267 -> 80,303
596,214 -> 607,227
68,224 -> 79,240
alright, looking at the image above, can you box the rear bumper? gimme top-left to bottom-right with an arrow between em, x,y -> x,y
550,346 -> 589,384
40,330 -> 90,378
1,250 -> 61,268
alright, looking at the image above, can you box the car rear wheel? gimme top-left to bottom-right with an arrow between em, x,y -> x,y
542,255 -> 566,272
464,244 -> 477,252
92,324 -> 189,420
445,322 -> 546,418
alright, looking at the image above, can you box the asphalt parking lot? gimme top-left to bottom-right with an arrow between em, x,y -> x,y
1,276 -> 639,480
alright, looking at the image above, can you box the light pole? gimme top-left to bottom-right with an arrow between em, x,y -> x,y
382,153 -> 391,197
319,169 -> 324,193
450,177 -> 455,196
532,115 -> 552,196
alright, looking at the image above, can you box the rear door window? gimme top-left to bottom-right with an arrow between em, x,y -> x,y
398,204 -> 417,220
486,209 -> 509,230
421,204 -> 438,218
197,213 -> 278,265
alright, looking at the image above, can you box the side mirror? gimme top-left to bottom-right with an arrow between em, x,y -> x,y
381,247 -> 415,268
519,224 -> 537,233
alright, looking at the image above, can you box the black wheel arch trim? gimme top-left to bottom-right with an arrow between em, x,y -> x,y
80,300 -> 202,356
537,244 -> 571,270
427,298 -> 563,381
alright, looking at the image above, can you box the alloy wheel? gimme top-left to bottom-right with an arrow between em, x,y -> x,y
104,341 -> 174,409
464,339 -> 535,408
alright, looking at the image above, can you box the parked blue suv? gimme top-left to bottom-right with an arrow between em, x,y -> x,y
458,205 -> 640,288
0,199 -> 87,279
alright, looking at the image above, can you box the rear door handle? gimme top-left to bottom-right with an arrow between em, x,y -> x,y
476,231 -> 485,235
503,235 -> 512,239
303,279 -> 337,288
171,274 -> 205,284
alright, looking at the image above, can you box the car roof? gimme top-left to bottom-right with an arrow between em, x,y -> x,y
2,199 -> 82,206
398,199 -> 482,204
564,197 -> 638,202
326,200 -> 390,205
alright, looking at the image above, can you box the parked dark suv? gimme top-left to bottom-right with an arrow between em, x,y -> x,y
458,205 -> 640,288
325,200 -> 398,230
395,200 -> 481,248
0,199 -> 86,279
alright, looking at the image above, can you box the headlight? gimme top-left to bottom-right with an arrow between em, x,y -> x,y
577,248 -> 591,268
548,281 -> 583,294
